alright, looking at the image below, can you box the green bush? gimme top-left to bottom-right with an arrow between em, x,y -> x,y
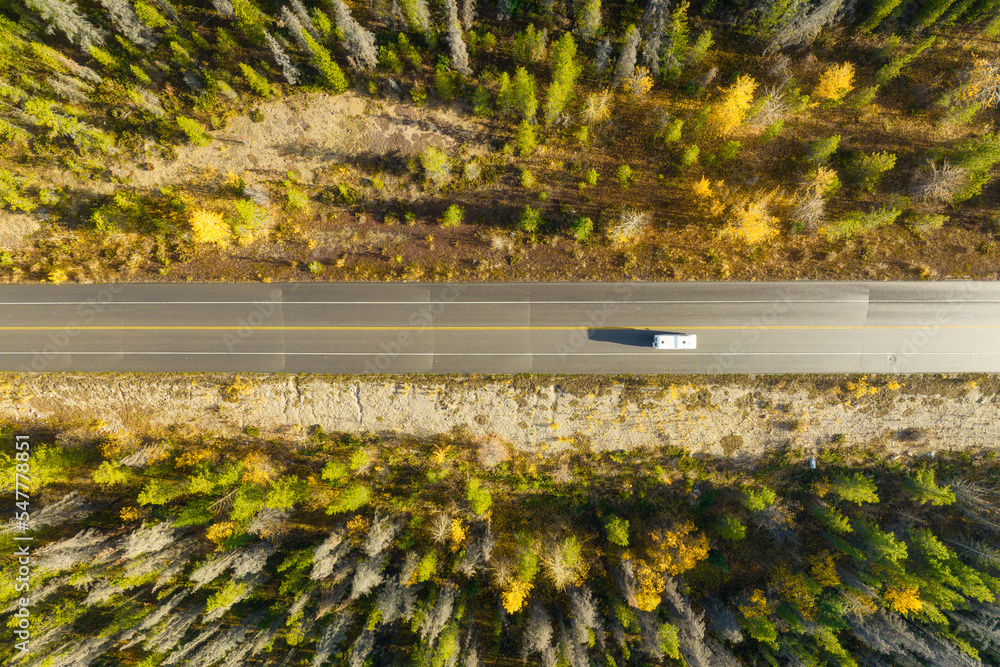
466,478 -> 492,515
521,169 -> 536,188
517,205 -> 542,232
615,164 -> 633,188
716,514 -> 746,541
176,116 -> 211,147
741,486 -> 777,511
440,204 -> 464,227
807,135 -> 840,165
419,147 -> 452,185
571,216 -> 593,241
416,551 -> 438,582
349,449 -> 370,472
605,516 -> 629,546
380,45 -> 403,74
584,167 -> 598,185
285,188 -> 309,211
0,169 -> 37,213
847,151 -> 896,192
327,484 -> 371,514
681,145 -> 699,166
822,207 -> 901,242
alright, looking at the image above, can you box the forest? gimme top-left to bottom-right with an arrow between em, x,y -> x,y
1,0 -> 1000,282
1,421 -> 999,665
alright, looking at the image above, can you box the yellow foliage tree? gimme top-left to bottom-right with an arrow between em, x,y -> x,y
206,521 -> 237,544
450,517 -> 466,551
814,63 -> 855,102
709,75 -> 757,137
501,579 -> 533,614
772,565 -> 818,618
722,190 -> 781,245
190,208 -> 231,246
626,67 -> 654,98
241,452 -> 277,485
646,522 -> 710,576
884,586 -> 923,615
809,551 -> 841,588
632,558 -> 665,611
956,58 -> 1000,108
691,176 -> 726,216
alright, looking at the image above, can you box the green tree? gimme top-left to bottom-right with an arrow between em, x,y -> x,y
515,120 -> 537,156
496,71 -> 514,116
821,206 -> 901,242
545,33 -> 581,124
472,85 -> 491,116
176,116 -> 211,146
812,503 -> 852,533
576,0 -> 601,41
518,205 -> 542,232
239,63 -> 273,98
327,484 -> 371,513
615,164 -> 632,188
513,23 -> 547,63
716,514 -> 746,541
512,67 -> 538,121
93,460 -> 131,486
419,147 -> 453,185
807,135 -> 840,165
847,151 -> 896,192
903,468 -> 956,506
466,478 -> 492,515
605,515 -> 629,546
741,486 -> 777,511
230,0 -> 268,43
830,473 -> 879,505
301,32 -> 348,93
416,551 -> 438,582
440,204 -> 464,227
949,132 -> 1000,203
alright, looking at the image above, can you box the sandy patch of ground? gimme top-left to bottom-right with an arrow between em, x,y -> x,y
0,209 -> 42,250
1,374 -> 997,459
122,92 -> 492,189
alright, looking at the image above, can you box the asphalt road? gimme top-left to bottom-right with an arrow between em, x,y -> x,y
0,282 -> 997,374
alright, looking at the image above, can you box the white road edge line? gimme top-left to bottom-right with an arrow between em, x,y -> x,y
0,352 -> 988,356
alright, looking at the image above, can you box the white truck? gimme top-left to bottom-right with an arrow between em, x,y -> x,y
652,333 -> 697,350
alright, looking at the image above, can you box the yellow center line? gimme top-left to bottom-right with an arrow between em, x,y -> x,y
0,325 -> 996,331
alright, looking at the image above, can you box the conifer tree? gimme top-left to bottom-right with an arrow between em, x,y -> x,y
512,66 -> 538,121
329,0 -> 378,71
96,0 -> 158,50
612,25 -> 639,89
576,0 -> 601,41
639,0 -> 669,77
27,0 -> 108,51
444,0 -> 472,75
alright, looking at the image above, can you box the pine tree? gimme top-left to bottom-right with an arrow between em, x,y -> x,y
329,0 -> 378,71
496,71 -> 514,116
96,0 -> 158,50
264,31 -> 301,84
916,0 -> 960,30
399,0 -> 431,34
576,0 -> 601,41
239,62 -> 274,97
300,30 -> 349,92
444,0 -> 471,75
612,25 -> 639,89
545,33 -> 581,124
27,0 -> 108,51
860,0 -> 905,31
639,0 -> 669,77
512,66 -> 538,121
230,0 -> 269,43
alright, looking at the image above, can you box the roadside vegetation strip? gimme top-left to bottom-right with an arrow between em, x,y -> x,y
1,424 -> 998,665
3,4 -> 1000,284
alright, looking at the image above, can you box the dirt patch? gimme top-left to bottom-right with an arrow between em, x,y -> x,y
123,92 -> 492,190
0,210 -> 42,250
2,373 -> 997,459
